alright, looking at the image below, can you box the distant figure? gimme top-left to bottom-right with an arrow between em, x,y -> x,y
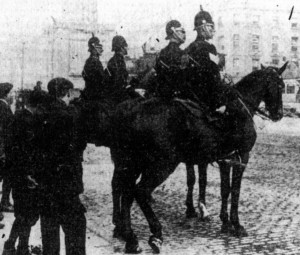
0,83 -> 14,216
34,81 -> 42,92
82,34 -> 105,101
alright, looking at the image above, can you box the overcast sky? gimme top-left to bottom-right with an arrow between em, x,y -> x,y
0,0 -> 298,46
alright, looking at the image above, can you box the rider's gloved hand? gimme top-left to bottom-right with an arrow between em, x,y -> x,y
216,105 -> 226,114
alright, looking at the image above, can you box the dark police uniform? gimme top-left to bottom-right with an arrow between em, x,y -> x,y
155,42 -> 186,98
39,79 -> 86,255
0,83 -> 14,212
82,55 -> 105,101
105,53 -> 129,104
3,107 -> 41,254
185,36 -> 230,111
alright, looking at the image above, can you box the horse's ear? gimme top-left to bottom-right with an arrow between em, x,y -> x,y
278,61 -> 289,75
261,64 -> 266,70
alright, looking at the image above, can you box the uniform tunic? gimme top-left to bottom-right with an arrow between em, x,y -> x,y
82,55 -> 105,101
10,108 -> 40,222
155,42 -> 186,98
104,53 -> 128,104
185,35 -> 230,110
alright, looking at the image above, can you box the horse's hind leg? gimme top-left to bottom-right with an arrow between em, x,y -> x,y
198,162 -> 210,221
111,163 -> 125,239
185,163 -> 197,218
135,162 -> 177,254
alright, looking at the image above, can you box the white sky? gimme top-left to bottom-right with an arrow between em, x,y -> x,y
0,0 -> 298,46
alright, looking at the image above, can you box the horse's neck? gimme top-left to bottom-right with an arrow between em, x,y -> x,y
235,73 -> 264,114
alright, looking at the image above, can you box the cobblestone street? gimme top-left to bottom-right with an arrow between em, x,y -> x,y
82,132 -> 300,255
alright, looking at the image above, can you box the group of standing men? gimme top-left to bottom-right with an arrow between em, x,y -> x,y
0,5 -> 238,255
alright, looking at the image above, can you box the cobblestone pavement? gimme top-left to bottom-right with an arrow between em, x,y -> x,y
81,133 -> 300,255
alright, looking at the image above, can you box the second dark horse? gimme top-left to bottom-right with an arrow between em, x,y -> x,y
110,63 -> 287,253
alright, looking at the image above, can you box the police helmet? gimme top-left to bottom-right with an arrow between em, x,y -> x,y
194,5 -> 214,30
165,20 -> 182,40
88,34 -> 102,50
47,77 -> 74,98
0,83 -> 13,99
112,35 -> 128,52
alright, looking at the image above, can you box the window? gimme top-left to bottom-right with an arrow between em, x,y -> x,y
291,37 -> 298,52
273,17 -> 279,26
272,58 -> 279,66
252,15 -> 260,25
233,58 -> 240,68
292,23 -> 298,29
233,34 -> 239,48
218,17 -> 223,28
233,14 -> 240,25
272,36 -> 279,53
252,34 -> 260,51
252,58 -> 259,71
218,36 -> 225,51
287,85 -> 295,94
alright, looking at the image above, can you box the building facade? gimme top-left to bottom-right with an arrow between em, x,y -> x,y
208,0 -> 300,82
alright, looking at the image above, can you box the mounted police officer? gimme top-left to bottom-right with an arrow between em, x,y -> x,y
104,35 -> 129,104
39,78 -> 86,255
82,34 -> 105,101
2,90 -> 45,255
155,20 -> 187,99
0,83 -> 14,219
185,6 -> 236,115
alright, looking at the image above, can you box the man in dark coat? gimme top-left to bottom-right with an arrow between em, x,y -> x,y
2,90 -> 44,255
82,34 -> 105,101
0,83 -> 14,216
185,6 -> 235,114
104,35 -> 129,104
155,20 -> 187,98
39,77 -> 86,255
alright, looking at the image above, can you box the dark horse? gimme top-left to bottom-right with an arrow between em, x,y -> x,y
110,63 -> 287,253
184,63 -> 287,222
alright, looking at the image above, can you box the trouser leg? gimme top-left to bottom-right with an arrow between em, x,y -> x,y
40,215 -> 60,255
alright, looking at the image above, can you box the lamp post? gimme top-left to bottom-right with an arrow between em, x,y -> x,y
21,42 -> 25,90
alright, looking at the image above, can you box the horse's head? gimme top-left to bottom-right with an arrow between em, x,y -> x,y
259,62 -> 288,121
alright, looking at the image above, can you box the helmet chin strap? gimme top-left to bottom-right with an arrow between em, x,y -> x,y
170,27 -> 185,44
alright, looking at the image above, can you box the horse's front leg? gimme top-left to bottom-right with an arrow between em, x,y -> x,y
230,152 -> 249,237
219,161 -> 233,233
185,163 -> 197,218
198,162 -> 210,221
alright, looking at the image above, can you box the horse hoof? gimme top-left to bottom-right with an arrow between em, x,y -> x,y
186,209 -> 198,218
113,227 -> 126,240
233,225 -> 248,237
125,244 -> 142,254
200,215 -> 211,222
148,235 -> 163,254
221,222 -> 234,234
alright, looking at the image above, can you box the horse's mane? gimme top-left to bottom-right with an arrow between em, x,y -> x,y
233,70 -> 262,91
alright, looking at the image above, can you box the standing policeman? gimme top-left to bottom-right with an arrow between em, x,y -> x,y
155,20 -> 187,99
0,83 -> 14,218
104,35 -> 129,104
39,78 -> 86,255
82,34 -> 105,101
2,90 -> 44,255
185,6 -> 235,114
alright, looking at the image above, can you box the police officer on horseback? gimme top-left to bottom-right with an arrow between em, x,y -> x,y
155,20 -> 187,99
104,35 -> 129,104
185,6 -> 236,115
82,34 -> 105,101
